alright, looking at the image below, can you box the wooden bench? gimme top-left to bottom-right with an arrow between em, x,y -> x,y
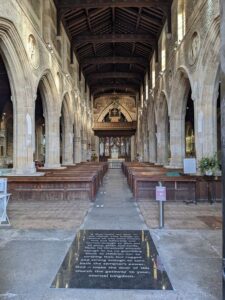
5,163 -> 108,202
132,175 -> 196,201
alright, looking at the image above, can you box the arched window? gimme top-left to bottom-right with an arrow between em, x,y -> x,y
151,54 -> 155,88
161,30 -> 166,71
177,1 -> 186,42
141,85 -> 144,108
145,74 -> 149,99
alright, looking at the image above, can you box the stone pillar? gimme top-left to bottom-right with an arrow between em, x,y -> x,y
220,0 -> 225,294
143,140 -> 149,162
169,117 -> 185,168
12,106 -> 36,175
131,135 -> 135,161
35,125 -> 43,161
62,129 -> 74,165
156,123 -> 168,165
81,133 -> 88,161
149,129 -> 157,163
44,113 -> 61,168
74,136 -> 82,163
94,136 -> 99,161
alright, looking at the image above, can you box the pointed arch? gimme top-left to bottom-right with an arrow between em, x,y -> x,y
196,16 -> 220,157
0,17 -> 35,173
169,68 -> 193,167
97,102 -> 133,122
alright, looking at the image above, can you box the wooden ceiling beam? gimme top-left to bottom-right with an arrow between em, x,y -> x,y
66,8 -> 107,28
87,72 -> 143,81
73,33 -> 156,45
121,7 -> 162,27
81,56 -> 148,67
91,83 -> 139,94
57,0 -> 170,11
94,92 -> 136,99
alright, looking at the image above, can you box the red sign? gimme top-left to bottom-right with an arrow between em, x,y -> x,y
156,186 -> 166,201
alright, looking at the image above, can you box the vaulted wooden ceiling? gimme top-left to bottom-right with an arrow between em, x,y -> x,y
54,0 -> 172,99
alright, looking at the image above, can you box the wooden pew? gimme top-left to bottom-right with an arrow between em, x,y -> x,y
132,175 -> 196,201
123,162 -> 196,202
5,163 -> 107,202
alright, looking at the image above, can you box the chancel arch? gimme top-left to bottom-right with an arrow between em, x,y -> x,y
97,102 -> 133,123
169,68 -> 194,168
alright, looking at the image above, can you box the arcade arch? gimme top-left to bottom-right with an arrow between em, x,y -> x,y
36,72 -> 61,169
0,18 -> 35,174
169,68 -> 193,167
197,17 -> 220,159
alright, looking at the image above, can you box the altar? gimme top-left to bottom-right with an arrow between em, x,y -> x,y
108,145 -> 125,168
108,158 -> 125,169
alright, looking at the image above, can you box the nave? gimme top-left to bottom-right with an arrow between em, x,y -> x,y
0,167 -> 221,300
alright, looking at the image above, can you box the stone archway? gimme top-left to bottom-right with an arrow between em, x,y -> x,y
0,55 -> 13,169
0,18 -> 35,174
156,93 -> 169,165
196,16 -> 220,159
60,93 -> 74,165
97,102 -> 133,122
36,71 -> 61,168
169,68 -> 193,168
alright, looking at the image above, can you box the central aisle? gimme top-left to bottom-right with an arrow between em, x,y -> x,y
82,168 -> 147,230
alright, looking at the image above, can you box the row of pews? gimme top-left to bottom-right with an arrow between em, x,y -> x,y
122,162 -> 222,202
4,162 -> 108,202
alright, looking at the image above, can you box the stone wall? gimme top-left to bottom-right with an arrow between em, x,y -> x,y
140,0 -> 220,167
0,0 -> 92,173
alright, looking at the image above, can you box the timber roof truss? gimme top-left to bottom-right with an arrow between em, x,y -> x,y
54,0 -> 172,98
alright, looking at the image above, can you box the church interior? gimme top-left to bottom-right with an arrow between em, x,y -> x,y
0,0 -> 224,299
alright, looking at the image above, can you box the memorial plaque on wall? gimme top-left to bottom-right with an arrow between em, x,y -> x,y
51,230 -> 173,290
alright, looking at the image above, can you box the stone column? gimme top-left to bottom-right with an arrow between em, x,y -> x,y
131,135 -> 135,161
62,129 -> 74,165
81,132 -> 88,161
44,112 -> 61,168
13,105 -> 36,175
149,129 -> 157,163
220,0 -> 225,294
156,123 -> 168,165
169,117 -> 185,168
74,135 -> 82,163
35,125 -> 43,161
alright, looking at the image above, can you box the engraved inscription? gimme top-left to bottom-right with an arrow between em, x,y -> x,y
51,230 -> 173,290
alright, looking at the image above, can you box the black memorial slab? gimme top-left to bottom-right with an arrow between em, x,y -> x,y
51,230 -> 173,290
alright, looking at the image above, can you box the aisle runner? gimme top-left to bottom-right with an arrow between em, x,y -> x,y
51,229 -> 173,290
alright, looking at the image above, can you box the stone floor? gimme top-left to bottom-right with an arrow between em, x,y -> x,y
8,199 -> 91,230
0,169 -> 222,300
138,201 -> 222,229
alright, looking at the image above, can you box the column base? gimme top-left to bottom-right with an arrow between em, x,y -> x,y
166,163 -> 183,169
61,163 -> 76,167
43,164 -> 66,169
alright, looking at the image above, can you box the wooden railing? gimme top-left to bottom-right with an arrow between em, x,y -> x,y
93,121 -> 137,130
